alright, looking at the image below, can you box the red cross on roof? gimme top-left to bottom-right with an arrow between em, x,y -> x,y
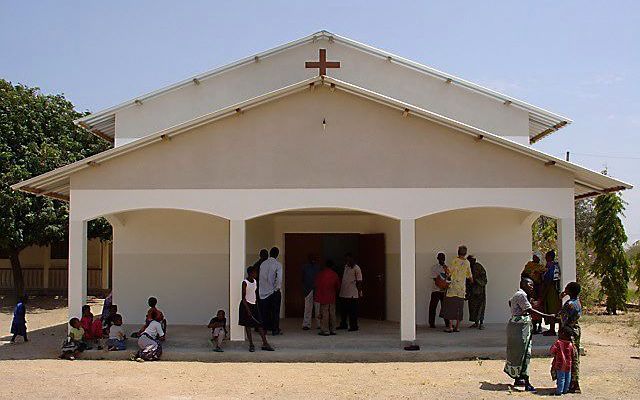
305,49 -> 340,76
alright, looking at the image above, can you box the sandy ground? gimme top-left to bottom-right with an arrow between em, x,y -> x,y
0,296 -> 639,399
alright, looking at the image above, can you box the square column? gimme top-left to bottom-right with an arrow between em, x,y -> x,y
229,219 -> 246,341
68,220 -> 87,321
558,217 -> 576,287
400,218 -> 416,342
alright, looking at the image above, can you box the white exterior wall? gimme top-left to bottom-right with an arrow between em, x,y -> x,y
113,40 -> 529,145
416,208 -> 534,324
112,209 -> 229,325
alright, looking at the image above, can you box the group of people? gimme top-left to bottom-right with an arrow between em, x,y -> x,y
522,251 -> 563,336
235,247 -> 364,352
428,245 -> 488,332
505,277 -> 582,395
299,253 -> 363,335
504,250 -> 582,395
59,295 -> 168,361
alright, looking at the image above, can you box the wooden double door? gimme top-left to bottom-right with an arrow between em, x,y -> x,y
284,233 -> 386,320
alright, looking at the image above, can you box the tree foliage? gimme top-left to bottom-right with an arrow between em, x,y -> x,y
591,192 -> 630,314
532,215 -> 557,255
0,79 -> 111,297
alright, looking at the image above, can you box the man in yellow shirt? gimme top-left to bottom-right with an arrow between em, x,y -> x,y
443,245 -> 473,333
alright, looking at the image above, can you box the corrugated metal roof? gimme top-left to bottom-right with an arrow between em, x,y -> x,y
77,30 -> 570,145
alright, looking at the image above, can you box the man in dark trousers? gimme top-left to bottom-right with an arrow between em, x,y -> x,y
337,253 -> 363,331
258,247 -> 283,335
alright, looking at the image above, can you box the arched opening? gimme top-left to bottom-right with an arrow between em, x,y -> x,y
98,208 -> 230,325
415,207 -> 546,326
246,208 -> 401,329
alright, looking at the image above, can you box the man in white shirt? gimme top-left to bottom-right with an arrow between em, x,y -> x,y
258,247 -> 283,335
337,253 -> 363,331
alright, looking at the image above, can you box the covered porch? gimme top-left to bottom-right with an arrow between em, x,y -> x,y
81,318 -> 556,362
65,187 -> 578,345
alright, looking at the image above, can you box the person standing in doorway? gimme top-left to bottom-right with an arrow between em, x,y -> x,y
442,245 -> 473,333
301,253 -> 321,330
258,247 -> 283,335
337,253 -> 363,332
428,253 -> 450,329
315,260 -> 341,336
467,255 -> 487,329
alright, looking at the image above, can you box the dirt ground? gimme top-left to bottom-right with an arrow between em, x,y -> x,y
0,296 -> 639,399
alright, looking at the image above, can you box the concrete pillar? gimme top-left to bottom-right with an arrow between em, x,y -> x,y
68,219 -> 88,321
558,216 -> 576,288
400,218 -> 416,342
229,219 -> 246,341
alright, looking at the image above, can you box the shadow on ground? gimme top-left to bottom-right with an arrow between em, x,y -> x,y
479,381 -> 556,396
0,295 -> 68,314
0,323 -> 66,360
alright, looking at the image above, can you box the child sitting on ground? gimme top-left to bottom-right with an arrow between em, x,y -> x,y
133,297 -> 167,338
208,309 -> 227,352
102,304 -> 118,334
550,326 -> 576,395
60,318 -> 86,360
80,304 -> 104,349
107,314 -> 127,351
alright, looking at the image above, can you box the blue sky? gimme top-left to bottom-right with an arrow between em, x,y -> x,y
1,1 -> 639,242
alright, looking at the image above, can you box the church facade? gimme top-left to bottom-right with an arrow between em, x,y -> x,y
13,31 -> 630,343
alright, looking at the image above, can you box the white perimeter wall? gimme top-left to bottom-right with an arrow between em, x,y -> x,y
416,208 -> 532,324
112,209 -> 229,325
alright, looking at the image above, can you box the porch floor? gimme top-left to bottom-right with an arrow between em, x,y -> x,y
84,318 -> 555,362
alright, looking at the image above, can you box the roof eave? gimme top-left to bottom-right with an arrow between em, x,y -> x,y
15,75 -> 626,202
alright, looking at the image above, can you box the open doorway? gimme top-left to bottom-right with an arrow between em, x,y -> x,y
284,233 -> 386,320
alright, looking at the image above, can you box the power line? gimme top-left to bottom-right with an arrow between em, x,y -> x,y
569,152 -> 640,161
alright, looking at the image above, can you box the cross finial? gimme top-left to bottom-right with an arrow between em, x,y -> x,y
305,49 -> 340,76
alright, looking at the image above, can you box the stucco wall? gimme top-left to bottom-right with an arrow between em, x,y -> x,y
416,208 -> 533,324
112,209 -> 229,325
73,88 -> 573,191
114,40 -> 530,145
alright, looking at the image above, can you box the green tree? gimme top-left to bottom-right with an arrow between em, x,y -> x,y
532,215 -> 557,254
591,192 -> 630,314
0,79 -> 111,297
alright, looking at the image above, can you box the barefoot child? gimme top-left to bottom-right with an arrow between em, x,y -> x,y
106,314 -> 127,351
238,266 -> 274,352
550,327 -> 576,395
60,318 -> 87,360
10,296 -> 28,343
208,309 -> 227,352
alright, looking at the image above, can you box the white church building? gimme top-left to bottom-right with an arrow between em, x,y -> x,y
13,31 -> 630,343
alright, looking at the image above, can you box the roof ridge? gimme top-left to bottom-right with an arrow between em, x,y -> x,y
77,30 -> 570,144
